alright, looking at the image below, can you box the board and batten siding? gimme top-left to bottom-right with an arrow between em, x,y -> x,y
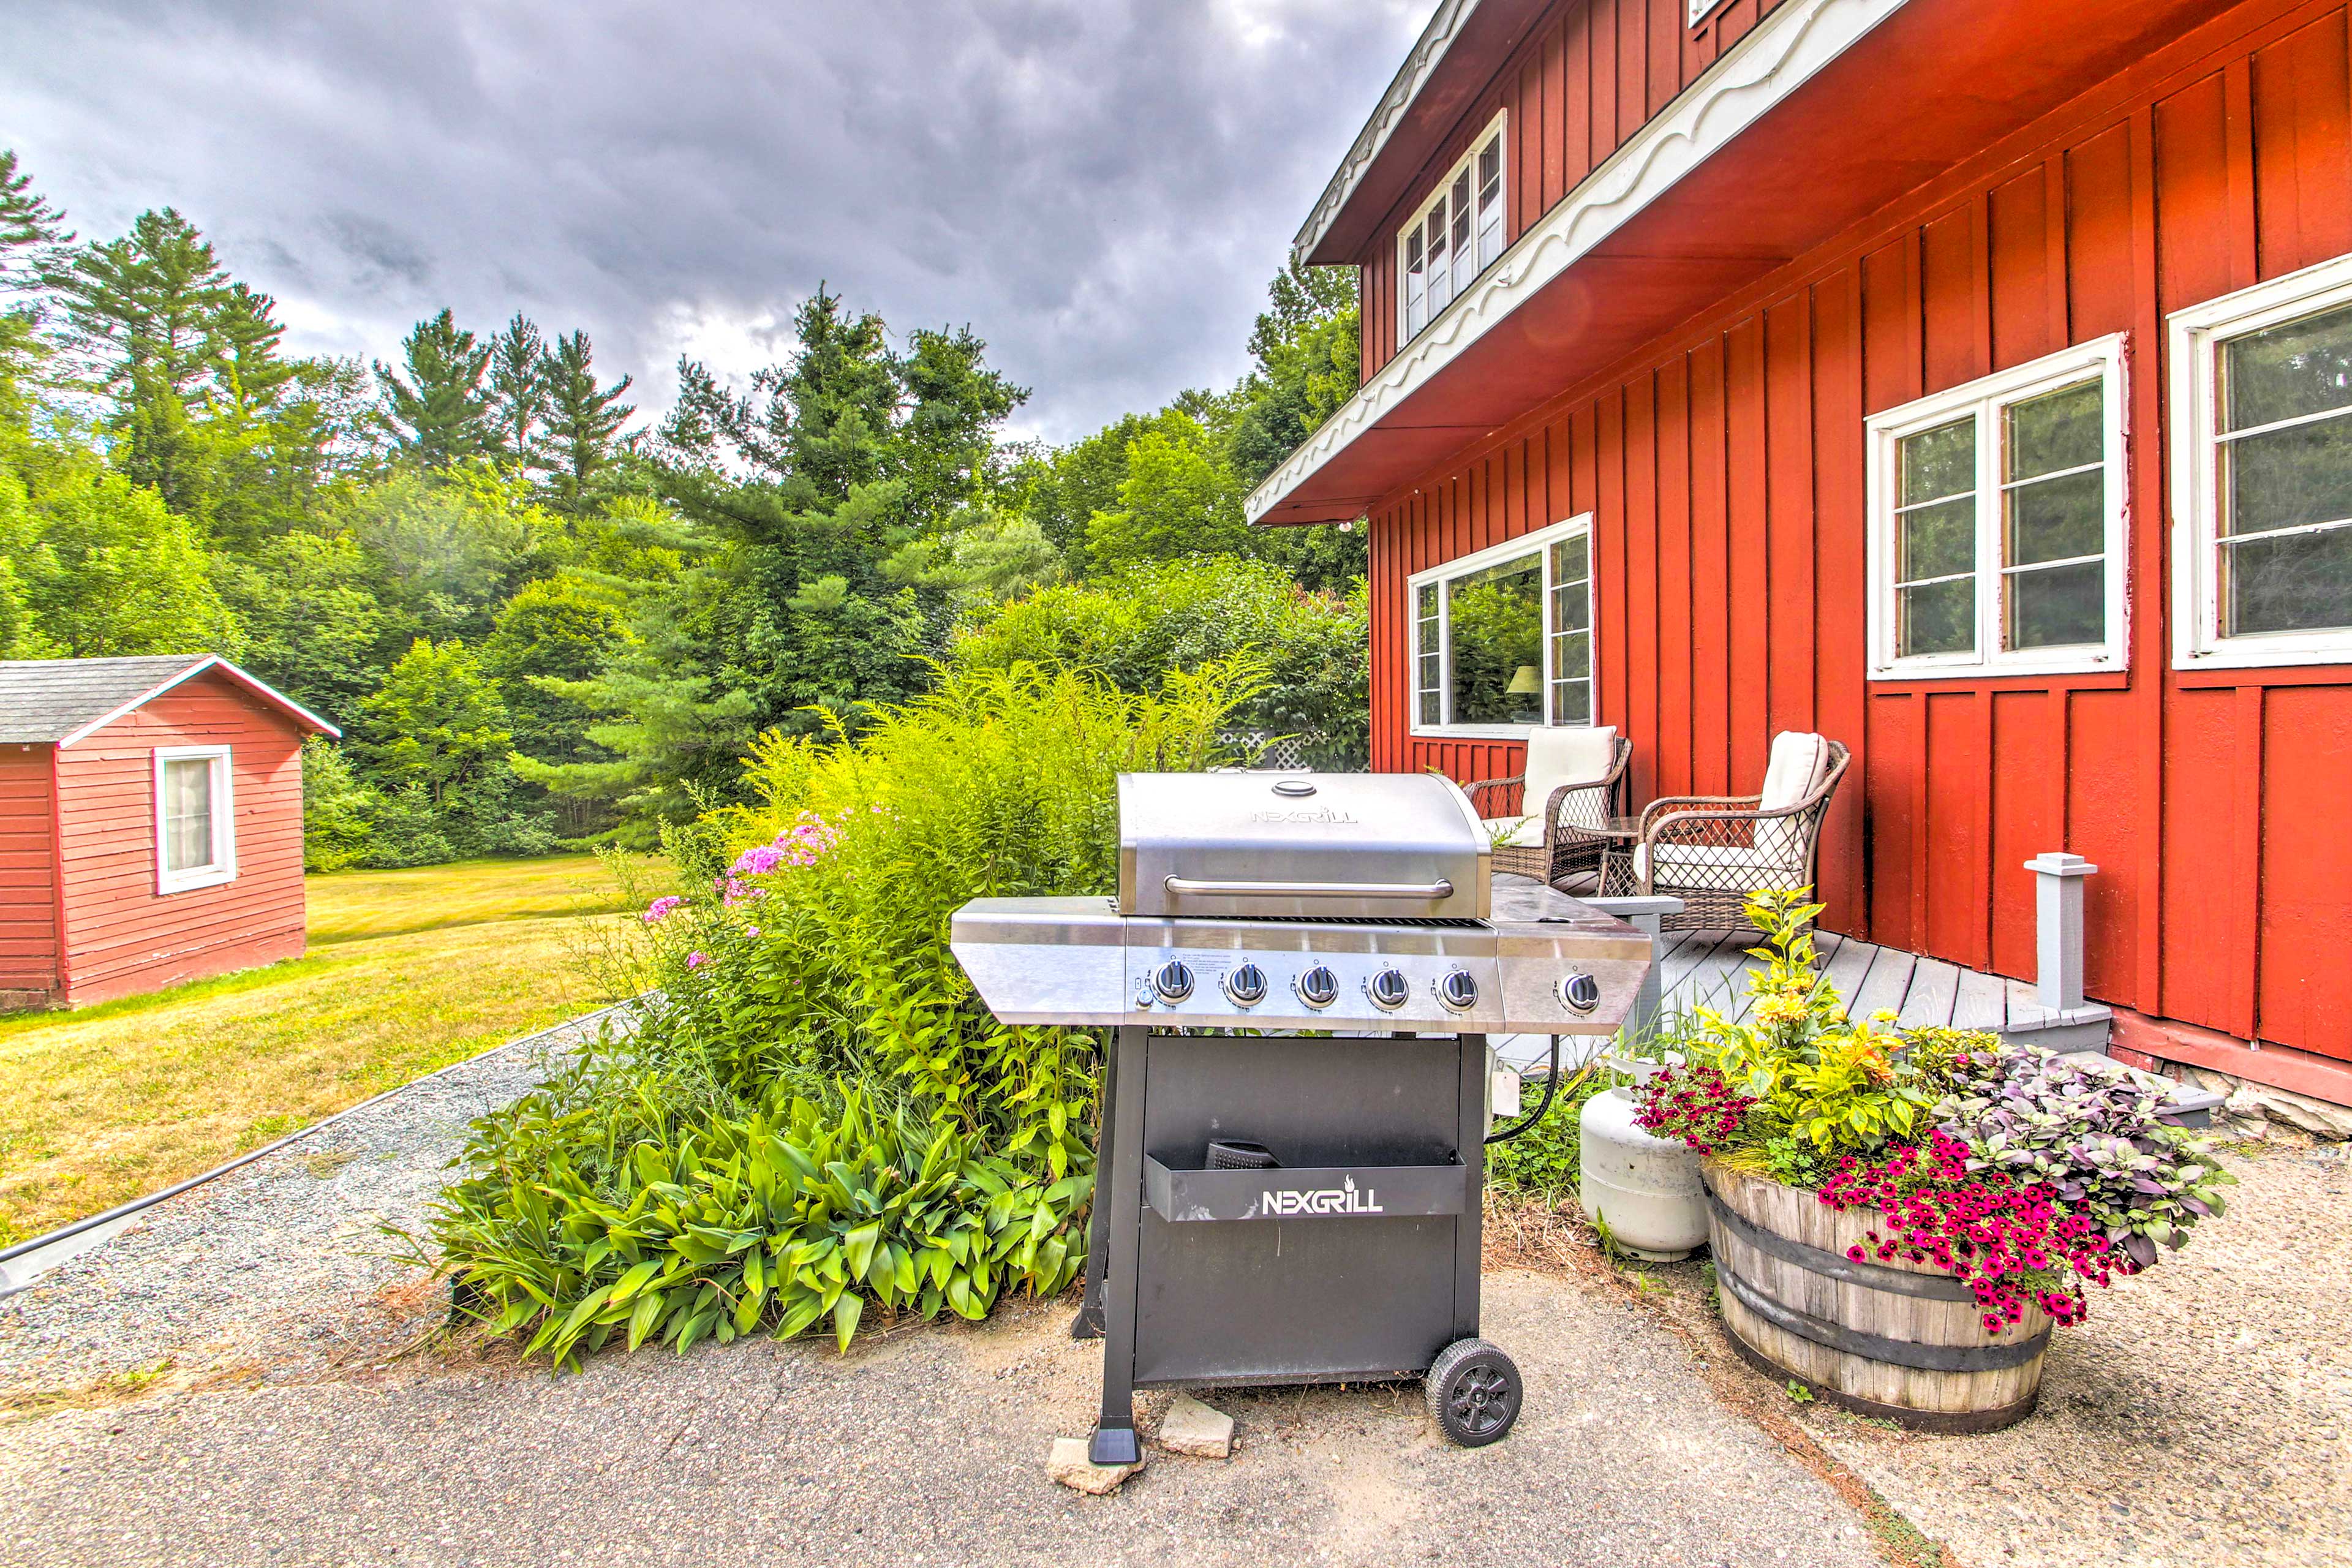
51,668 -> 309,1006
1366,0 -> 2352,1069
0,745 -> 61,1004
1360,0 -> 1795,378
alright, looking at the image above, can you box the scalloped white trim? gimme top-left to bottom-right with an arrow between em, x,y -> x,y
1292,0 -> 1487,268
1251,0 -> 1910,526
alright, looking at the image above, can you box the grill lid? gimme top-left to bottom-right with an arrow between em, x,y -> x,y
1117,772 -> 1490,921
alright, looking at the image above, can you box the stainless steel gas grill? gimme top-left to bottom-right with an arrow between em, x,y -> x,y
949,772 -> 1653,1462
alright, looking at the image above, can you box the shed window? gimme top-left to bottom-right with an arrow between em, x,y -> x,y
154,746 -> 235,894
2169,254 -> 2352,669
1400,113 -> 1507,345
1409,515 -> 1596,737
1866,336 -> 2128,679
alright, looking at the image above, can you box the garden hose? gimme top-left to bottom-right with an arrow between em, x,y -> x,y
1485,1033 -> 1589,1146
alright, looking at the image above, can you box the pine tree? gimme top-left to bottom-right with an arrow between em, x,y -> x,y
48,209 -> 237,510
0,149 -> 70,421
539,328 -> 632,512
376,309 -> 492,468
486,312 -> 548,468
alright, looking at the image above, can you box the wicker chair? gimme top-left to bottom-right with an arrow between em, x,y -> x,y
1610,733 -> 1850,932
1465,728 -> 1633,890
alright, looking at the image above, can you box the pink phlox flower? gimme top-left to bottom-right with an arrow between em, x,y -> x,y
685,951 -> 710,970
642,895 -> 684,925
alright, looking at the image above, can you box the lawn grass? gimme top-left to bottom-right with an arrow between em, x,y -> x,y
0,853 -> 661,1247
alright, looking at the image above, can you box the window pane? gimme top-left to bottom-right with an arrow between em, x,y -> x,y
1427,206 -> 1447,262
1900,417 -> 1975,507
2223,522 -> 2352,635
163,757 -> 212,873
1550,532 -> 1588,586
2007,560 -> 2104,649
1451,173 -> 1472,242
1898,577 -> 1975,657
1446,554 -> 1543,725
1898,497 -> 1976,582
1478,138 -> 1501,209
1550,628 -> 1592,680
2222,413 -> 2352,536
1549,677 -> 1592,727
2006,469 -> 2103,565
2006,381 -> 2102,480
1406,230 -> 1423,273
2224,301 -> 2352,431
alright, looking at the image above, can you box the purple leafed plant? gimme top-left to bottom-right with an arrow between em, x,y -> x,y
1934,1043 -> 2234,1268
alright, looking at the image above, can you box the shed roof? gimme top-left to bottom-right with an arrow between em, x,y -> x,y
0,654 -> 341,747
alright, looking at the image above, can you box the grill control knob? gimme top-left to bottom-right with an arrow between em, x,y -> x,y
1368,967 -> 1411,1011
1224,963 -> 1268,1006
1154,960 -> 1195,1003
1438,968 -> 1480,1012
1559,972 -> 1602,1014
1295,965 -> 1340,1008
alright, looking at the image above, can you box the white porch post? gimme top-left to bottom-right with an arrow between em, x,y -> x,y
2022,852 -> 2097,1012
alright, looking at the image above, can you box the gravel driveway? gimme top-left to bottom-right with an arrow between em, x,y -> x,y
0,1270 -> 1883,1568
0,1003 -> 635,1393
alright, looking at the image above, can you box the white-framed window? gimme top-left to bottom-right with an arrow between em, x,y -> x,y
154,745 -> 236,894
1400,111 -> 1507,345
1864,335 -> 2128,679
2169,252 -> 2352,669
1410,515 -> 1595,737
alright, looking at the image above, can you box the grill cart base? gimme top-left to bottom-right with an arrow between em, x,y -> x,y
1084,1025 -> 1509,1463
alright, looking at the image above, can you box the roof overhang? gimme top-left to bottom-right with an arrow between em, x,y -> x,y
56,655 -> 343,748
1254,0 -> 2237,527
1292,0 -> 1556,269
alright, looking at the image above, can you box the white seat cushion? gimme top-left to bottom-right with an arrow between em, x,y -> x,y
1757,731 -> 1830,813
1521,726 -> 1617,823
1482,815 -> 1547,848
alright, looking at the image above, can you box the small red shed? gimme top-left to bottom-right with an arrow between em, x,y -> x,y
0,654 -> 339,1009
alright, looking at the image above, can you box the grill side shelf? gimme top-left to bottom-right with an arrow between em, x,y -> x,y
1141,1155 -> 1468,1223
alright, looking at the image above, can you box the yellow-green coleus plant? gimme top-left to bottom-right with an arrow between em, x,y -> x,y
1673,889 -> 1963,1164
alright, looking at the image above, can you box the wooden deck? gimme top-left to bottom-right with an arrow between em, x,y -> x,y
1655,927 -> 2111,1044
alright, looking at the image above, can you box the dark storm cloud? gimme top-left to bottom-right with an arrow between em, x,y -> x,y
0,0 -> 1425,440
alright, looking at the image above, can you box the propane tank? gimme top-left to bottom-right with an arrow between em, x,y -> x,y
1577,1087 -> 1707,1261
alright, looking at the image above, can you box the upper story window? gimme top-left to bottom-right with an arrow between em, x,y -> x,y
2169,252 -> 2352,669
1865,336 -> 2128,680
154,745 -> 236,894
1411,514 -> 1595,736
1400,113 -> 1506,344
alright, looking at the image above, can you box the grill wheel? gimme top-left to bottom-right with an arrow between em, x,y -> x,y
1425,1336 -> 1523,1446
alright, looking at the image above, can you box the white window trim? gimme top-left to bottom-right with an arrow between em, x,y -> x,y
1408,514 -> 1596,739
2169,251 -> 2352,671
1689,0 -> 1727,23
1397,110 -> 1508,349
1864,335 -> 2130,681
154,745 -> 236,895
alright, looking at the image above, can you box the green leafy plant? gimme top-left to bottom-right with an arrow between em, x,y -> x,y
432,1077 -> 1086,1366
1654,890 -> 1948,1173
429,660 -> 1257,1362
1483,1066 -> 1615,1202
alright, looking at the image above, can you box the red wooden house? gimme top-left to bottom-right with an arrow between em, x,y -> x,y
1253,0 -> 2352,1104
0,654 -> 337,1009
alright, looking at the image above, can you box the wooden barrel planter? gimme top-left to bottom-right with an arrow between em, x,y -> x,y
1702,1163 -> 2051,1432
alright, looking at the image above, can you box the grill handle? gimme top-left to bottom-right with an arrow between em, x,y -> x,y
1161,875 -> 1456,900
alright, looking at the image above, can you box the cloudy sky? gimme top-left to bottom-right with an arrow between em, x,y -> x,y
0,0 -> 1427,443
